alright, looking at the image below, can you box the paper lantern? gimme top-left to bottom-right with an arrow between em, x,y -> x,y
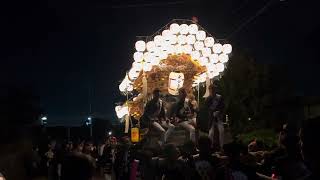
212,43 -> 223,54
177,35 -> 187,45
128,68 -> 139,80
143,62 -> 153,72
218,53 -> 229,63
135,40 -> 146,52
191,51 -> 200,60
199,57 -> 209,66
196,30 -> 206,41
162,29 -> 171,37
146,41 -> 156,52
186,34 -> 196,45
188,24 -> 198,34
132,62 -> 143,71
131,127 -> 140,143
201,47 -> 211,57
170,23 -> 180,34
179,24 -> 189,35
174,44 -> 184,54
115,105 -> 129,118
154,35 -> 164,47
169,35 -> 177,45
209,54 -> 219,64
204,37 -> 215,47
216,63 -> 225,72
183,44 -> 193,54
168,72 -> 184,95
194,41 -> 204,51
222,44 -> 232,54
133,52 -> 144,62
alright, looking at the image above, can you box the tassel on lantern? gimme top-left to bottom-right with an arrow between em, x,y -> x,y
142,74 -> 148,101
203,75 -> 211,98
124,115 -> 130,133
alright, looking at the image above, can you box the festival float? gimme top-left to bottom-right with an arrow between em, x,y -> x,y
115,19 -> 232,141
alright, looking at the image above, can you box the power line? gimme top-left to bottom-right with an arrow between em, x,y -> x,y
226,0 -> 277,40
111,1 -> 185,9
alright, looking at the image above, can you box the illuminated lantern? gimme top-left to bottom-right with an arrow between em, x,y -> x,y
135,40 -> 146,52
199,57 -> 209,66
177,35 -> 187,45
133,52 -> 144,62
222,44 -> 232,54
168,72 -> 184,95
191,51 -> 200,60
212,43 -> 223,54
217,62 -> 225,72
128,68 -> 139,80
186,34 -> 196,45
183,45 -> 192,54
196,30 -> 206,41
170,23 -> 180,34
115,105 -> 129,118
204,37 -> 215,47
162,29 -> 171,37
188,24 -> 198,34
179,24 -> 189,34
154,35 -> 164,47
201,47 -> 211,57
169,35 -> 177,45
218,53 -> 229,63
146,41 -> 156,52
194,41 -> 204,51
209,54 -> 219,64
131,127 -> 140,143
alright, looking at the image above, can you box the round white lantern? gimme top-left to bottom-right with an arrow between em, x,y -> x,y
154,35 -> 164,47
162,29 -> 171,37
199,57 -> 209,66
186,34 -> 196,45
133,52 -> 144,62
201,47 -> 211,57
143,62 -> 153,72
191,51 -> 200,60
194,41 -> 204,51
222,44 -> 232,54
209,54 -> 219,64
177,35 -> 187,45
204,37 -> 215,47
196,30 -> 206,41
128,68 -> 139,80
179,24 -> 189,35
146,41 -> 156,52
174,44 -> 184,54
216,63 -> 225,72
188,24 -> 198,34
135,40 -> 146,52
218,53 -> 229,63
169,34 -> 177,45
132,62 -> 143,71
183,45 -> 193,54
212,43 -> 223,54
170,23 -> 180,34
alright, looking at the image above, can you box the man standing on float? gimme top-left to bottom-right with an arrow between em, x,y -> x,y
205,83 -> 225,150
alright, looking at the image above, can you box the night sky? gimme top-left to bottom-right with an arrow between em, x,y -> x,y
1,0 -> 320,126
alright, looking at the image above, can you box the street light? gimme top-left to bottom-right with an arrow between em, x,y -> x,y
41,116 -> 47,125
108,131 -> 112,136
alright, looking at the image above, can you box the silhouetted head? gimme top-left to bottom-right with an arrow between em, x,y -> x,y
163,143 -> 180,161
300,117 -> 320,175
198,136 -> 212,155
153,89 -> 161,100
61,153 -> 94,180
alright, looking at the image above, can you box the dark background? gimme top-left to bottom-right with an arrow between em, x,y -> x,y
1,0 -> 319,126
